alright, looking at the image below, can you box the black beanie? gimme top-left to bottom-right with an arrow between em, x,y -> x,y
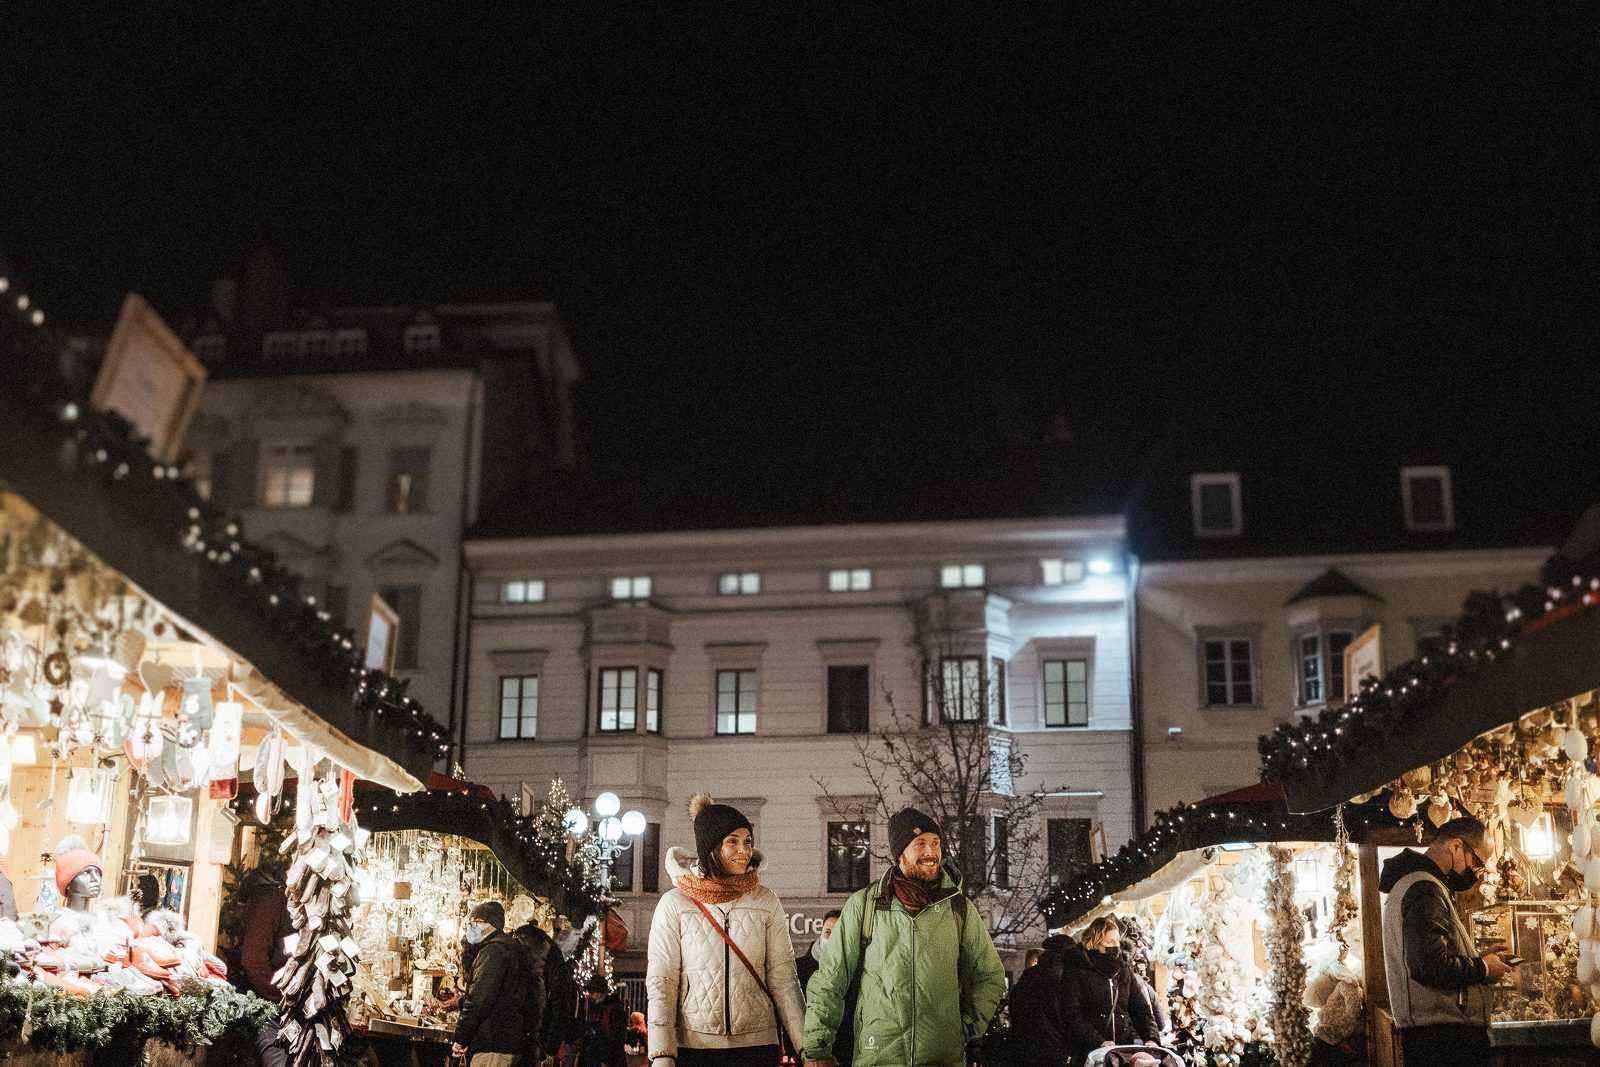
470,900 -> 505,930
889,807 -> 943,863
689,793 -> 753,870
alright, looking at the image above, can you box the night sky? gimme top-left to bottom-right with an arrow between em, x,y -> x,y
2,8 -> 1596,495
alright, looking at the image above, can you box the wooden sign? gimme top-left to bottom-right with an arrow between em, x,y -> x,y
1343,624 -> 1383,703
91,294 -> 207,462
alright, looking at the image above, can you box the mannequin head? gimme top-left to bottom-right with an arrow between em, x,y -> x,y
54,838 -> 104,910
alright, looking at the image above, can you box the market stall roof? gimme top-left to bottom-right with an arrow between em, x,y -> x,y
1040,792 -> 1404,927
1259,541 -> 1600,813
0,328 -> 448,790
353,785 -> 605,921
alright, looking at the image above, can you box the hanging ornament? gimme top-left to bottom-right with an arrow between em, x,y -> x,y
126,691 -> 163,767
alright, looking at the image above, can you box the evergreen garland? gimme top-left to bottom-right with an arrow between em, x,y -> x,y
0,977 -> 274,1056
1264,847 -> 1311,1067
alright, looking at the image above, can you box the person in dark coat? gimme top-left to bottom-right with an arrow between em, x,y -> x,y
237,867 -> 294,1067
1005,935 -> 1075,1067
453,901 -> 535,1067
580,975 -> 628,1067
1059,917 -> 1159,1066
512,924 -> 555,1063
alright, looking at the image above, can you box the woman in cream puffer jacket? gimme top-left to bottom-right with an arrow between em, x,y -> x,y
646,795 -> 805,1067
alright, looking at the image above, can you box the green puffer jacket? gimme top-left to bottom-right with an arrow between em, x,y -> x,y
803,866 -> 1007,1067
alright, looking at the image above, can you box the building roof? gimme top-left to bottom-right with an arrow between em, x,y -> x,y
469,445 -> 1135,539
1127,434 -> 1595,563
1284,567 -> 1384,605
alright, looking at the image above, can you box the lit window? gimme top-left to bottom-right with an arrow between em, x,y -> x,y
611,576 -> 651,600
502,580 -> 546,605
717,572 -> 761,596
1202,638 -> 1255,706
599,668 -> 638,732
262,332 -> 299,360
379,585 -> 423,670
930,656 -> 983,722
334,328 -> 368,357
403,323 -> 441,355
939,563 -> 985,589
1040,559 -> 1085,586
646,668 -> 663,734
1401,466 -> 1454,532
828,568 -> 873,592
827,821 -> 871,892
387,448 -> 431,514
1043,659 -> 1090,727
260,443 -> 316,508
1191,473 -> 1242,537
715,669 -> 758,734
499,675 -> 539,739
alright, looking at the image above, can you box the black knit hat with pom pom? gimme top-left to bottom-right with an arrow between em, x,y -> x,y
689,793 -> 753,871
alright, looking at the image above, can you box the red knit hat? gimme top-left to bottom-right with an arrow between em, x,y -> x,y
55,849 -> 102,895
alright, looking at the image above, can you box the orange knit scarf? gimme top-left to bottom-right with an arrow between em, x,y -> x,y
675,869 -> 760,904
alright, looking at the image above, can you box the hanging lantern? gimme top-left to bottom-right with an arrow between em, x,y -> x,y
65,766 -> 115,825
1521,811 -> 1556,861
146,794 -> 194,846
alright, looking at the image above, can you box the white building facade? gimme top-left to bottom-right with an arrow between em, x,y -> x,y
462,516 -> 1137,973
181,287 -> 579,720
1135,458 -> 1561,822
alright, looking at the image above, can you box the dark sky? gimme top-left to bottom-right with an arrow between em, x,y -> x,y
2,7 -> 1597,492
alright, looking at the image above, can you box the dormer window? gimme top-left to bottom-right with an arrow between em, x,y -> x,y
334,328 -> 368,357
1401,466 -> 1454,532
263,331 -> 299,360
193,335 -> 226,361
1191,473 -> 1242,538
404,323 -> 441,355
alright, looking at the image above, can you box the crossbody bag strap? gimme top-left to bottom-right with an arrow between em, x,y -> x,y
689,899 -> 795,1056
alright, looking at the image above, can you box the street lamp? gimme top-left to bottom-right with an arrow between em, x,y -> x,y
565,791 -> 646,895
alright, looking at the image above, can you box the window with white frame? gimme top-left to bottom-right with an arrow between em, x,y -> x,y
1040,558 -> 1086,586
1295,626 -> 1356,706
1047,817 -> 1096,885
940,563 -> 985,589
498,675 -> 538,739
502,580 -> 546,604
1401,466 -> 1454,532
992,813 -> 1010,888
717,571 -> 761,596
403,323 -> 441,355
1043,658 -> 1090,727
828,567 -> 873,592
610,575 -> 651,601
715,669 -> 758,734
1202,636 -> 1256,706
929,656 -> 983,722
598,668 -> 638,732
1191,473 -> 1242,537
827,820 -> 871,892
646,668 -> 662,733
260,442 -> 316,508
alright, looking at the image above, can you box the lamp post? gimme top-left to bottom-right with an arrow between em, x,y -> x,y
565,791 -> 645,989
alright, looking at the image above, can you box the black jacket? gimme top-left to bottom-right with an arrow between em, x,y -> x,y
1377,848 -> 1489,991
1006,947 -> 1072,1066
1058,944 -> 1158,1063
513,926 -> 554,1053
796,946 -> 822,995
458,932 -> 535,1054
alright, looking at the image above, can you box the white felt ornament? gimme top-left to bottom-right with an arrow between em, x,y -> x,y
1586,857 -> 1600,890
1580,940 -> 1598,986
1568,726 -> 1591,763
1569,772 -> 1588,812
1591,1012 -> 1600,1048
1577,819 -> 1593,860
1577,905 -> 1596,940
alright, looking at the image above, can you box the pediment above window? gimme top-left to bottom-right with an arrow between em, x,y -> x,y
366,539 -> 440,582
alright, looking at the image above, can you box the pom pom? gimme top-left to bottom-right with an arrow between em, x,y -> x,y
55,834 -> 88,856
687,793 -> 714,820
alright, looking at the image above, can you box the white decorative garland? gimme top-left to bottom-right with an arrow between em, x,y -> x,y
1265,846 -> 1312,1067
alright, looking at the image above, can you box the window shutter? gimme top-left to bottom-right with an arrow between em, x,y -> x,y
335,447 -> 359,512
311,441 -> 341,509
229,440 -> 260,510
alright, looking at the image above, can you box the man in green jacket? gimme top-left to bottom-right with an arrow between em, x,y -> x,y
803,808 -> 1008,1067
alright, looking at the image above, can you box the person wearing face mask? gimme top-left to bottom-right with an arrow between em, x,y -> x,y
795,911 -> 840,999
452,900 -> 536,1067
647,794 -> 806,1067
1378,815 -> 1510,1066
1057,917 -> 1159,1065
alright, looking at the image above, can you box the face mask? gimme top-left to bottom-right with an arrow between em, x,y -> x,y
1443,867 -> 1480,893
1095,946 -> 1121,960
464,923 -> 490,945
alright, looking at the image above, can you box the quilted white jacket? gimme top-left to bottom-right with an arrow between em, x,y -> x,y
646,847 -> 806,1061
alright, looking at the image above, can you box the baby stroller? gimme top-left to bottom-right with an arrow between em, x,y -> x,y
1083,1046 -> 1187,1067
